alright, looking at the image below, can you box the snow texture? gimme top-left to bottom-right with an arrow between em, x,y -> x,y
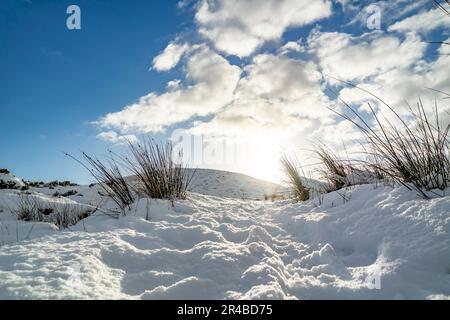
0,170 -> 449,300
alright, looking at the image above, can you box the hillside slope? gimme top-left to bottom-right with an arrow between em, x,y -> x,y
188,169 -> 286,199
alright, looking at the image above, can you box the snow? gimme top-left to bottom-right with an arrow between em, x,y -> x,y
189,169 -> 286,200
0,172 -> 26,190
0,169 -> 449,300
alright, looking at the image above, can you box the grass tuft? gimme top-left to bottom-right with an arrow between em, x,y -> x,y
122,138 -> 195,201
13,194 -> 91,229
65,152 -> 135,212
281,154 -> 310,201
329,86 -> 450,198
315,145 -> 351,191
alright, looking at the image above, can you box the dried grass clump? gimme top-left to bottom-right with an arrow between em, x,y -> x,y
65,152 -> 135,211
315,145 -> 352,191
13,194 -> 91,229
122,139 -> 195,201
331,90 -> 450,198
281,155 -> 310,201
432,0 -> 450,17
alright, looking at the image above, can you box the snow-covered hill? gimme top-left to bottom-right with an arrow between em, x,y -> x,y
189,169 -> 286,199
0,169 -> 27,190
0,169 -> 449,299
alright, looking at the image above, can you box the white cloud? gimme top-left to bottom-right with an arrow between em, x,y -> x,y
237,54 -> 326,115
94,1 -> 450,180
195,0 -> 333,57
184,52 -> 336,177
389,8 -> 450,33
278,41 -> 305,55
309,30 -> 426,82
340,0 -> 429,28
152,42 -> 189,71
97,131 -> 137,144
195,52 -> 328,129
338,44 -> 450,113
98,45 -> 241,133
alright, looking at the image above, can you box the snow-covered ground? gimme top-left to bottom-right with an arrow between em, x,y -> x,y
0,169 -> 449,300
0,170 -> 26,190
189,169 -> 286,199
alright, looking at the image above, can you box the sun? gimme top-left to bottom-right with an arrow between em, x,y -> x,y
242,138 -> 284,183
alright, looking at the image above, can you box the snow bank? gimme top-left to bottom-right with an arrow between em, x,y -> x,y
0,171 -> 26,190
188,169 -> 286,200
0,189 -> 91,245
272,185 -> 450,299
0,171 -> 449,299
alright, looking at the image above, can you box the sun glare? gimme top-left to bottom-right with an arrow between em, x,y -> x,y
243,138 -> 284,183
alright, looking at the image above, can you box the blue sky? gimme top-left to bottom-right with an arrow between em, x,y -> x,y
1,0 -> 449,183
0,0 -> 187,182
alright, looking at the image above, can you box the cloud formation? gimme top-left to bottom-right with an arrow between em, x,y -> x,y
389,8 -> 450,33
338,40 -> 450,113
309,30 -> 426,82
98,45 -> 241,133
152,42 -> 189,71
97,131 -> 137,144
195,0 -> 332,57
93,0 -> 450,180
